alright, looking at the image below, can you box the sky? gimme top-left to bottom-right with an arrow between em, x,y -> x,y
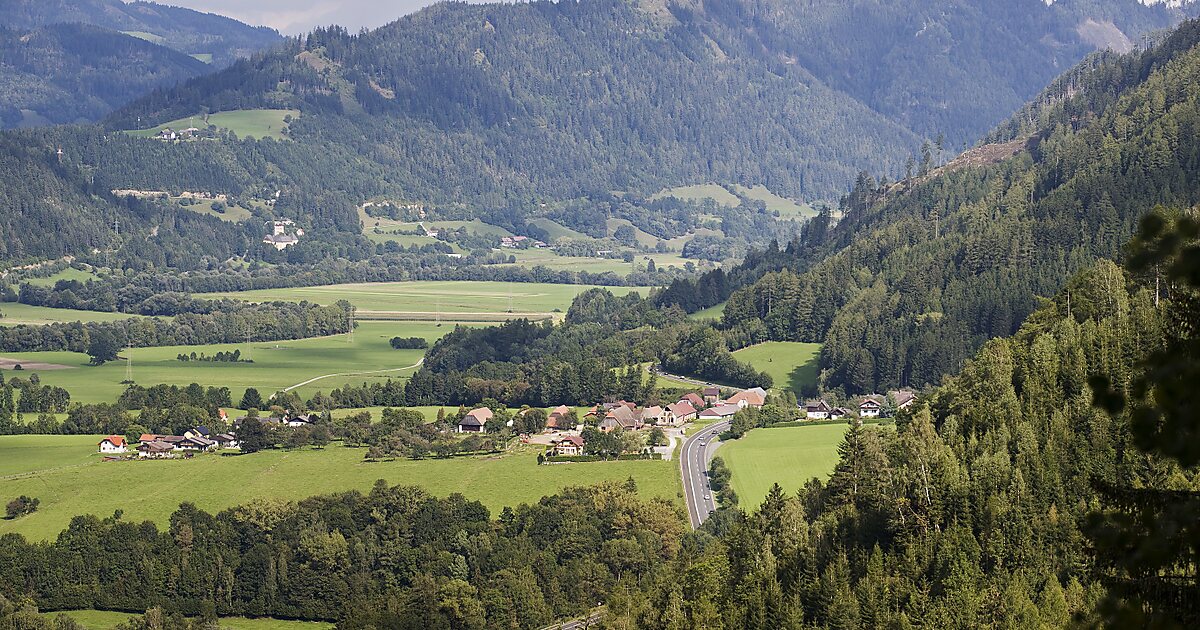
160,0 -> 463,35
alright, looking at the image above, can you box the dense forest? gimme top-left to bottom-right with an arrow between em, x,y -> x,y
0,0 -> 280,67
659,18 -> 1200,394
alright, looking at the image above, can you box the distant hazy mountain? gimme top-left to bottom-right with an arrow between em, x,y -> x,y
0,0 -> 281,65
0,23 -> 211,127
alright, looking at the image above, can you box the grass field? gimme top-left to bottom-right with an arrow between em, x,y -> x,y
44,609 -> 331,630
121,31 -> 165,44
650,184 -> 741,207
0,321 -> 447,403
688,302 -> 727,321
732,342 -> 822,394
196,281 -> 647,319
364,232 -> 465,251
718,423 -> 850,507
0,435 -> 681,541
176,197 -> 253,222
126,109 -> 299,141
527,218 -> 589,242
22,267 -> 99,287
732,185 -> 818,218
0,303 -> 151,326
605,218 -> 661,248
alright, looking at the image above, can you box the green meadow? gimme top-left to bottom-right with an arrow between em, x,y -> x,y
732,341 -> 822,395
527,217 -> 589,242
731,184 -> 818,218
45,609 -> 332,630
0,435 -> 681,541
0,303 -> 150,326
687,301 -> 727,321
0,321 -> 447,404
196,281 -> 648,318
717,423 -> 850,507
176,197 -> 254,222
650,183 -> 741,206
126,109 -> 299,140
22,267 -> 99,287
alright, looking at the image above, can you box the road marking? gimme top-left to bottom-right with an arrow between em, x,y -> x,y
282,358 -> 424,392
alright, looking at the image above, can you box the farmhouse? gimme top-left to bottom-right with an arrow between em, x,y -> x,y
184,427 -> 211,440
458,408 -> 493,433
703,387 -> 721,405
728,388 -> 767,409
859,397 -> 883,419
138,441 -> 174,459
550,435 -> 585,456
98,436 -> 127,454
666,401 -> 698,425
178,436 -> 217,451
682,392 -> 706,409
546,405 -> 572,429
889,389 -> 917,411
598,417 -> 621,433
263,233 -> 300,250
805,400 -> 832,420
640,406 -> 667,425
830,407 -> 851,421
699,404 -> 740,420
215,433 -> 239,449
605,405 -> 642,430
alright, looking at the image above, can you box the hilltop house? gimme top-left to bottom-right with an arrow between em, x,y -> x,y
805,400 -> 832,420
550,435 -> 585,456
458,408 -> 493,433
98,436 -> 127,454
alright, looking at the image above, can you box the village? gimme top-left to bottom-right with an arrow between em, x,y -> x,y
91,384 -> 918,465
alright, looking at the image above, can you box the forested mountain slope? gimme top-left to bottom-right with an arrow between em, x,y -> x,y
109,1 -> 924,204
0,24 -> 209,127
0,0 -> 280,65
693,18 -> 1200,394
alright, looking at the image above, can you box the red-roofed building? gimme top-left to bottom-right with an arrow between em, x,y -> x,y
551,435 -> 585,456
98,435 -> 127,454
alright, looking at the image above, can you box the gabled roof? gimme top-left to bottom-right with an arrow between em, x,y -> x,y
859,398 -> 883,409
139,440 -> 174,453
700,404 -> 740,418
606,405 -> 638,424
556,435 -> 584,447
550,405 -> 571,417
703,387 -> 720,397
889,389 -> 917,406
667,401 -> 696,417
728,390 -> 766,407
683,393 -> 705,407
467,407 -> 494,422
805,400 -> 832,412
459,414 -> 485,427
100,435 -> 125,447
215,433 -> 237,442
640,406 -> 665,420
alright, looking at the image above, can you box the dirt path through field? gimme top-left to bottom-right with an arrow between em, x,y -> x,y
282,358 -> 425,392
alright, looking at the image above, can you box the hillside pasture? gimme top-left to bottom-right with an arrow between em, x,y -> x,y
0,437 -> 681,541
527,217 -> 590,242
175,197 -> 254,222
687,301 -> 727,321
650,183 -> 740,206
732,184 -> 818,218
732,341 -> 822,395
125,109 -> 299,140
21,267 -> 99,287
0,303 -> 152,326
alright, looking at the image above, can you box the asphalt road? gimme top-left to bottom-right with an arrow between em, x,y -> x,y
679,419 -> 731,529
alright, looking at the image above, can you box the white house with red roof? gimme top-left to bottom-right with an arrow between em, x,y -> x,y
98,435 -> 127,454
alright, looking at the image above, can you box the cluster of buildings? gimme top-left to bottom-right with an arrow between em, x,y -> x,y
263,219 -> 305,250
499,235 -> 549,249
154,127 -> 201,142
97,427 -> 238,459
803,389 -> 916,422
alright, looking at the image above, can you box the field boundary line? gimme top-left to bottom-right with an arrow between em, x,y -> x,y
282,359 -> 424,392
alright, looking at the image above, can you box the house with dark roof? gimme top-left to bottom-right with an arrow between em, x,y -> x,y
138,440 -> 175,459
215,433 -> 239,449
703,387 -> 721,405
606,405 -> 642,431
889,389 -> 917,411
805,400 -> 833,420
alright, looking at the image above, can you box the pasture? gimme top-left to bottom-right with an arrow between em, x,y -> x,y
22,267 -> 99,287
126,109 -> 299,140
0,303 -> 150,326
650,184 -> 741,207
0,436 -> 681,541
717,423 -> 851,507
687,301 -> 727,321
176,197 -> 254,222
44,609 -> 331,630
732,341 -> 822,395
527,218 -> 589,242
196,281 -> 648,319
731,184 -> 818,218
0,320 -> 447,404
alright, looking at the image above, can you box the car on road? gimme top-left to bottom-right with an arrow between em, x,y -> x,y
704,494 -> 712,500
